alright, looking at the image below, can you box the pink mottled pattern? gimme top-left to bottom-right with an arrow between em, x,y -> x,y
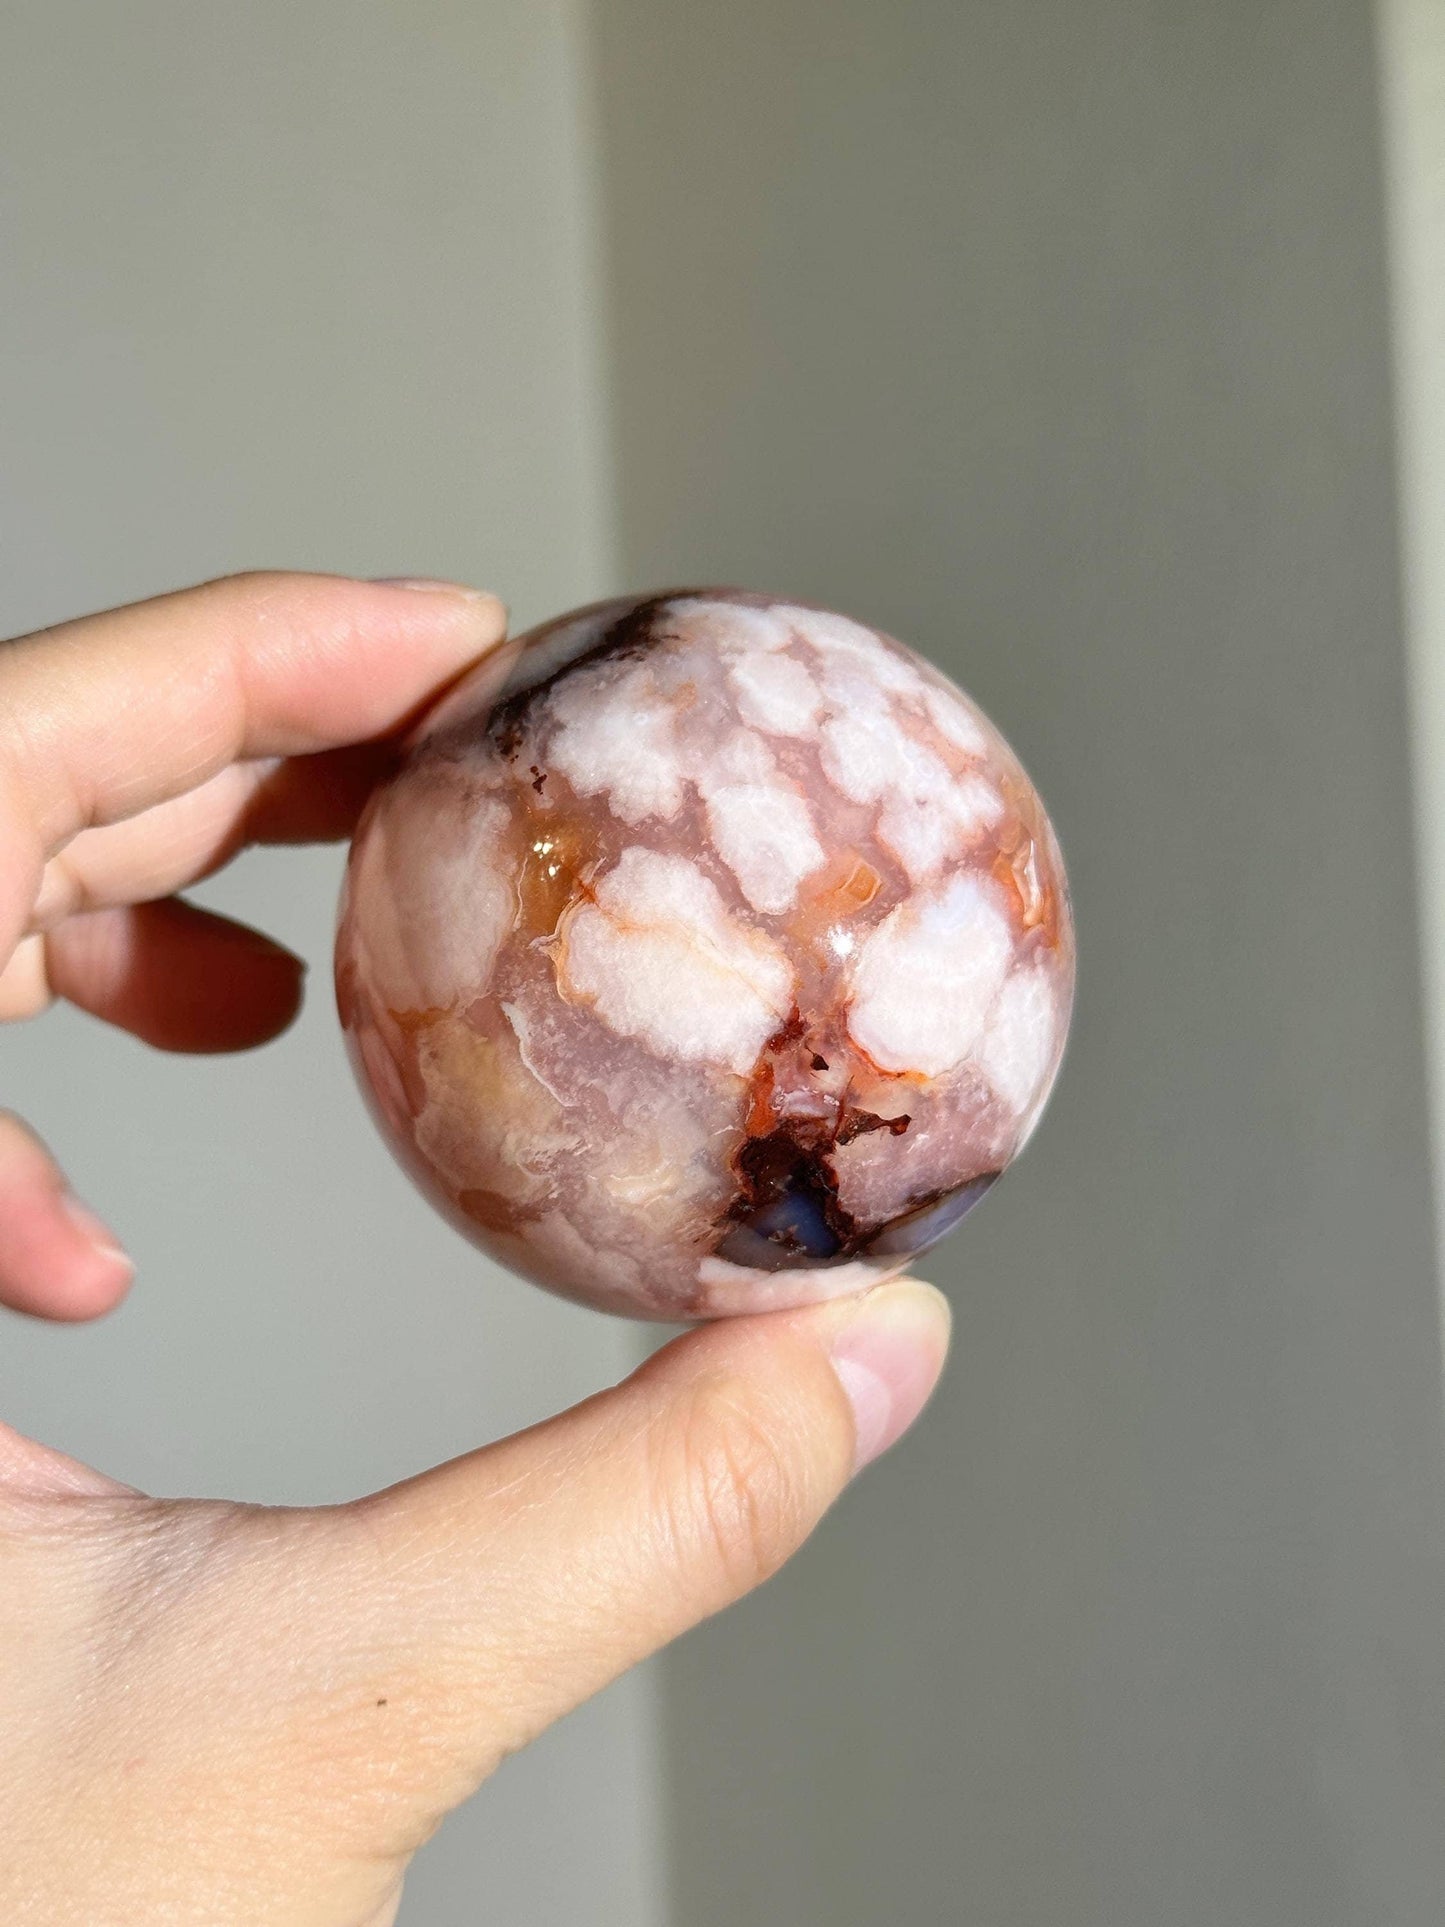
335,591 -> 1074,1319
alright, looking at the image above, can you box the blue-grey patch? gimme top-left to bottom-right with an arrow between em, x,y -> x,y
716,1187 -> 847,1271
867,1172 -> 1000,1257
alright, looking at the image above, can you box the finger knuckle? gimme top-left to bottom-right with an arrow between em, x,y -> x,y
662,1375 -> 810,1599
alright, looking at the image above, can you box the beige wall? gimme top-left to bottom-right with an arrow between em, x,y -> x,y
587,1 -> 1445,1921
0,5 -> 658,1924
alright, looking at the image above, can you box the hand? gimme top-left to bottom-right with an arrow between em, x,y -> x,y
0,573 -> 951,1926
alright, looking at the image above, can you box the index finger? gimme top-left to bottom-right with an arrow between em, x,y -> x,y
0,572 -> 508,853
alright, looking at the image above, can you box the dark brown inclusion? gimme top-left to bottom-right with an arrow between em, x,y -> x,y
485,592 -> 679,763
717,1003 -> 1000,1271
718,1123 -> 858,1268
717,1128 -> 1001,1270
716,1091 -> 1000,1273
835,1109 -> 911,1146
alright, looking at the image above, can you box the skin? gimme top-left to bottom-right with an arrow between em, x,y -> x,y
0,573 -> 951,1927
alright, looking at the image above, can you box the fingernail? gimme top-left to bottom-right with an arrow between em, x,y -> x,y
58,1193 -> 134,1276
369,577 -> 495,601
829,1280 -> 951,1474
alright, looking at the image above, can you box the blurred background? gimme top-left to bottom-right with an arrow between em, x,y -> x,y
3,3 -> 1444,1923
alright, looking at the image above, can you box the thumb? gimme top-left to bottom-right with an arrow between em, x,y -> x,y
305,1277 -> 950,1837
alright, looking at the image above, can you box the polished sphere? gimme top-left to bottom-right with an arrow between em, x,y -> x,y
335,590 -> 1074,1318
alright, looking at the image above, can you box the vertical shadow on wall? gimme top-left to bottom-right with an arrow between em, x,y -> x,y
580,3 -> 1445,1922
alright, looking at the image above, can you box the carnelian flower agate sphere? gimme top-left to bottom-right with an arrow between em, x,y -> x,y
335,591 -> 1074,1319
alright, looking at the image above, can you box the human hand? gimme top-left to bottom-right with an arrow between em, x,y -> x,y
0,573 -> 951,1926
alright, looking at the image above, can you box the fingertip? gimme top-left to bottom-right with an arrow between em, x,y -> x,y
368,577 -> 508,621
201,928 -> 308,1052
0,1115 -> 136,1321
358,577 -> 509,655
47,900 -> 309,1053
823,1279 -> 952,1473
661,1276 -> 952,1477
37,1209 -> 136,1322
248,572 -> 512,751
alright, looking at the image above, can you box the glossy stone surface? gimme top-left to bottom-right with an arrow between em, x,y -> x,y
335,591 -> 1075,1318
